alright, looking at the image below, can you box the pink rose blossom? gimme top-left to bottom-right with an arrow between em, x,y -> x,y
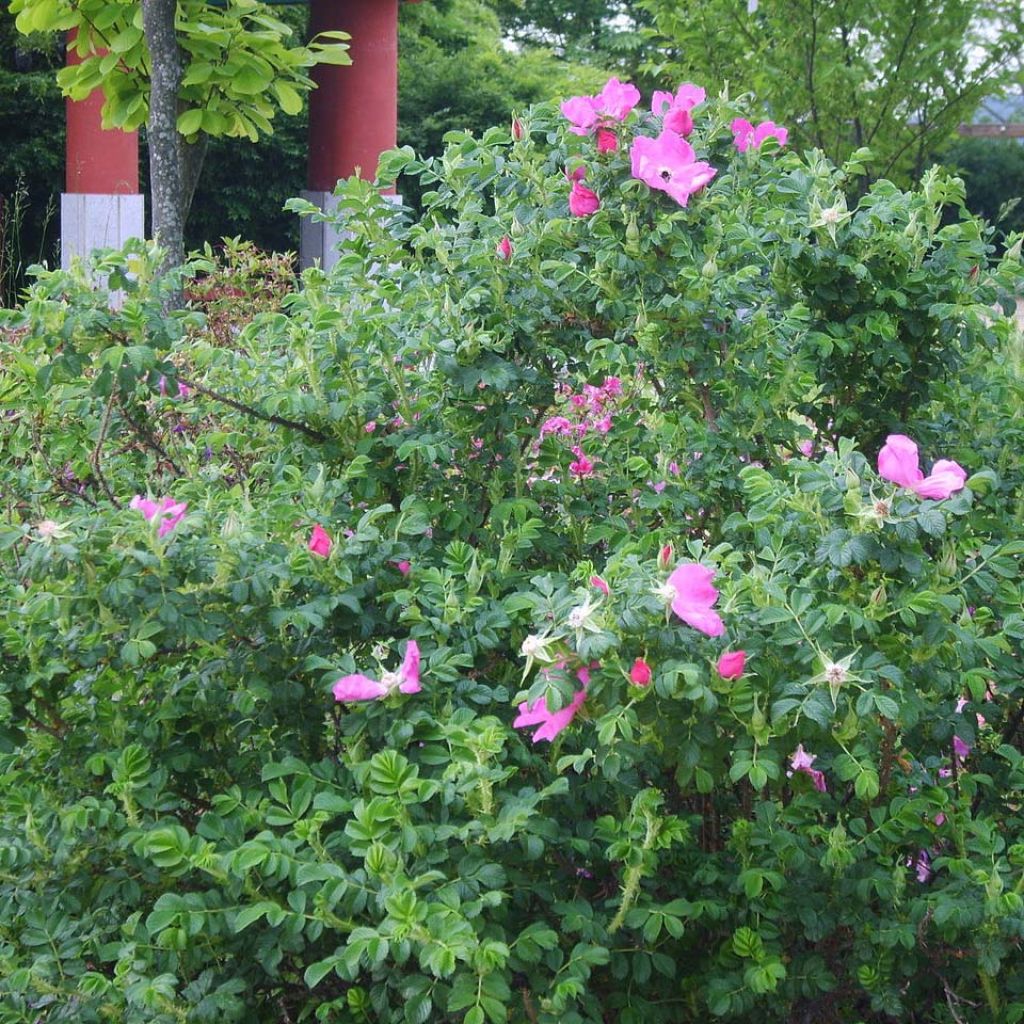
364,421 -> 377,433
308,523 -> 332,558
561,77 -> 641,138
514,666 -> 590,743
630,130 -> 717,207
496,235 -> 513,261
731,118 -> 789,153
911,848 -> 933,884
566,166 -> 600,217
130,495 -> 188,538
717,650 -> 746,680
666,563 -> 725,637
602,376 -> 622,396
668,461 -> 680,476
396,560 -> 411,576
629,657 -> 652,687
877,434 -> 966,500
332,640 -> 421,702
651,83 -> 705,136
569,446 -> 595,478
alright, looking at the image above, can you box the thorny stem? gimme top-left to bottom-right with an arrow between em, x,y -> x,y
177,376 -> 329,442
608,807 -> 659,934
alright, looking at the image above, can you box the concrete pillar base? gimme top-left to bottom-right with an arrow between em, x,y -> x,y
60,193 -> 144,270
299,190 -> 400,272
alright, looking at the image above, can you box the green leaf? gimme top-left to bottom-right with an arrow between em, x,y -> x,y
177,108 -> 203,135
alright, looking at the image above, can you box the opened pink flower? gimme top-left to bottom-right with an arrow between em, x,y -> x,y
717,650 -> 746,680
514,665 -> 590,743
561,77 -> 641,142
651,83 -> 706,136
630,131 -> 717,207
130,495 -> 188,538
332,640 -> 421,702
666,563 -> 725,637
877,434 -> 966,500
731,118 -> 788,152
308,524 -> 332,558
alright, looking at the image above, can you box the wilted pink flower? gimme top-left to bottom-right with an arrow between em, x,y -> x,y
717,650 -> 746,680
630,130 -> 717,207
629,657 -> 652,686
651,480 -> 666,493
364,421 -> 377,433
396,559 -> 411,576
911,848 -> 933,884
130,495 -> 188,538
731,118 -> 788,153
788,744 -> 828,792
332,640 -> 421,702
308,523 -> 332,558
602,376 -> 622,396
797,439 -> 815,457
496,235 -> 513,261
668,461 -> 680,476
651,83 -> 706,135
953,735 -> 971,761
590,575 -> 610,595
514,667 -> 589,743
877,435 -> 966,500
666,563 -> 725,637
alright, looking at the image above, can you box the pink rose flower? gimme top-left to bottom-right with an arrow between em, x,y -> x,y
650,83 -> 706,136
788,744 -> 828,792
514,666 -> 590,743
590,575 -> 610,596
630,130 -> 717,207
332,640 -> 421,702
717,650 -> 746,680
566,166 -> 601,217
496,235 -> 513,261
308,523 -> 332,558
877,434 -> 966,500
666,562 -> 725,637
629,657 -> 652,686
395,559 -> 411,576
130,495 -> 188,538
731,118 -> 788,153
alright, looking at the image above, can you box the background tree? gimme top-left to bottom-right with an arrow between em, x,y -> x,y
9,0 -> 350,269
639,0 -> 1024,185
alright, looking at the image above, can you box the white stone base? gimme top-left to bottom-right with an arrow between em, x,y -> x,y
299,190 -> 402,272
60,193 -> 145,269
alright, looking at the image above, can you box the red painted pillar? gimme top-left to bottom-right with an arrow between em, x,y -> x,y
65,43 -> 139,195
62,35 -> 143,270
307,0 -> 400,193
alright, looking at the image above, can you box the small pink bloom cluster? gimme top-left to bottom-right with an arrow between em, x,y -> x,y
130,495 -> 188,538
561,77 -> 788,216
537,377 -> 624,483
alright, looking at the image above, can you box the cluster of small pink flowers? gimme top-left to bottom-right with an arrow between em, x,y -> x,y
535,377 -> 625,484
560,77 -> 787,216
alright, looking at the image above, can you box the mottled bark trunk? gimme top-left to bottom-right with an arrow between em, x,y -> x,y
142,0 -> 185,273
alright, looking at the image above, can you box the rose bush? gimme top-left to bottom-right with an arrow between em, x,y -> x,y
0,81 -> 1022,1023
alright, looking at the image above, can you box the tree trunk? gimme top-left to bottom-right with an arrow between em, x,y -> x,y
142,0 -> 185,273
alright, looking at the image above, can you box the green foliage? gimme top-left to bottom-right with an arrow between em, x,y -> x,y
941,136 -> 1024,240
9,0 -> 349,140
640,0 -> 1024,185
0,84 -> 1022,1023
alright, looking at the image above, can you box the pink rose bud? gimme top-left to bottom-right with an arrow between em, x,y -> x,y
396,560 -> 411,576
364,421 -> 377,433
496,235 -> 513,261
511,116 -> 524,141
590,575 -> 610,596
658,543 -> 673,571
717,650 -> 746,680
629,657 -> 652,687
308,524 -> 332,558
